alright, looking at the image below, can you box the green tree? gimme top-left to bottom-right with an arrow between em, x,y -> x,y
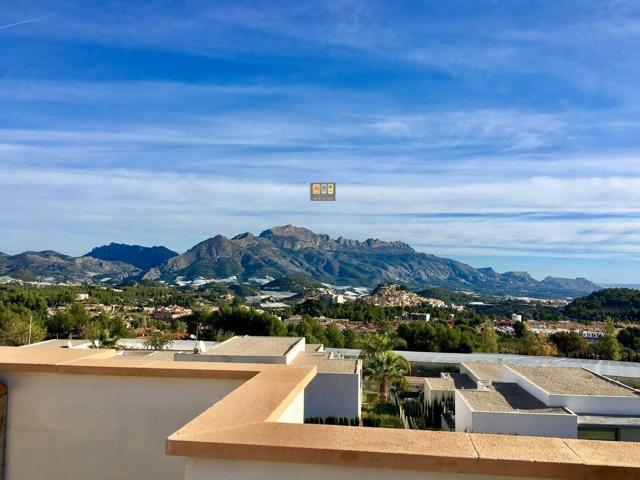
529,334 -> 558,357
597,318 -> 621,360
549,331 -> 587,356
173,320 -> 188,334
343,328 -> 358,348
477,320 -> 499,353
1,315 -> 46,346
513,321 -> 528,338
82,321 -> 103,348
364,351 -> 411,402
358,333 -> 410,402
144,331 -> 174,350
325,323 -> 345,348
617,327 -> 640,352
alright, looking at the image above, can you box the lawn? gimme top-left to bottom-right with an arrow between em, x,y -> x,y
361,384 -> 404,429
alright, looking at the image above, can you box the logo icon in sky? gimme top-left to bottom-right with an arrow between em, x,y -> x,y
310,182 -> 336,201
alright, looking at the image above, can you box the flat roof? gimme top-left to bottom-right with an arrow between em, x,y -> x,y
462,362 -> 504,382
510,366 -> 640,397
426,373 -> 476,391
205,336 -> 303,357
459,383 -> 570,414
578,415 -> 640,428
291,352 -> 358,374
22,339 -> 93,349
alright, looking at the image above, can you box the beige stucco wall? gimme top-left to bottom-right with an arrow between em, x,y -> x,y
0,371 -> 243,480
183,458 -> 544,480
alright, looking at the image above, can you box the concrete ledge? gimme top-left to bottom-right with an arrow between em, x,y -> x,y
0,347 -> 638,479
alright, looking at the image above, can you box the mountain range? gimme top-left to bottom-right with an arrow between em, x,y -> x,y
0,225 -> 600,298
84,243 -> 178,271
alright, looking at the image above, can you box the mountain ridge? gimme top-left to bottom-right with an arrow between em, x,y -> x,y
0,225 -> 601,298
145,225 -> 600,298
84,243 -> 178,270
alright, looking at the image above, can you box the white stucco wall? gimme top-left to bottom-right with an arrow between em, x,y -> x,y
176,354 -> 287,364
426,386 -> 455,406
454,390 -> 577,438
303,372 -> 361,419
460,364 -> 480,384
284,338 -> 306,365
276,391 -> 305,423
454,390 -> 473,433
0,371 -> 243,480
469,411 -> 576,438
555,394 -> 639,415
183,457 -> 544,480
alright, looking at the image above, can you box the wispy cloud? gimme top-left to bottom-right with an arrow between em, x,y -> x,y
0,17 -> 40,31
1,1 -> 640,281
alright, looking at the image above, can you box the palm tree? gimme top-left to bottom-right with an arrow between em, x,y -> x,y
357,333 -> 405,360
364,351 -> 410,402
358,333 -> 410,402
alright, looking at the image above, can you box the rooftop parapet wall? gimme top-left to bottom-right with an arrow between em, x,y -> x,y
0,348 -> 638,480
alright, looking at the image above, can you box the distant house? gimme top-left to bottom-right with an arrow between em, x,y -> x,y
582,330 -> 605,341
152,305 -> 193,321
75,293 -> 89,301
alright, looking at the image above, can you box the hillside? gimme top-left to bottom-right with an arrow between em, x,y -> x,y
261,274 -> 324,293
0,251 -> 140,284
564,288 -> 640,321
145,225 -> 600,298
85,243 -> 178,270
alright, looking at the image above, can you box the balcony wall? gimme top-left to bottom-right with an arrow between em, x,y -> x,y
183,458 -> 543,480
0,370 -> 243,480
0,347 -> 638,480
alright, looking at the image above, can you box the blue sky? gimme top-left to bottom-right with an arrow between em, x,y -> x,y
1,1 -> 640,283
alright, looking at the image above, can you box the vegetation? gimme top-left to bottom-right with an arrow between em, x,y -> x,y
564,288 -> 640,322
1,283 -> 639,364
396,321 -> 476,353
143,331 -> 175,350
549,331 -> 587,356
262,274 -> 323,293
359,334 -> 410,402
476,320 -> 499,353
596,318 -> 621,360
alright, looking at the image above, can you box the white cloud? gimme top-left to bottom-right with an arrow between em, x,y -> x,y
1,166 -> 639,265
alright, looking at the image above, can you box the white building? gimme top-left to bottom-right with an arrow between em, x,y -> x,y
174,336 -> 362,419
511,313 -> 522,322
454,363 -> 640,441
582,330 -> 605,341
